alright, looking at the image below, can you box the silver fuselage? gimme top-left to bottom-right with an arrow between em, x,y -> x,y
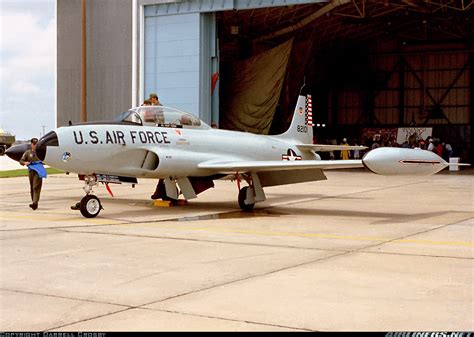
45,124 -> 315,178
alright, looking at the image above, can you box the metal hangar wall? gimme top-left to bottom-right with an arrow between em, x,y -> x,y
138,0 -> 325,125
57,0 -> 133,126
57,0 -> 473,161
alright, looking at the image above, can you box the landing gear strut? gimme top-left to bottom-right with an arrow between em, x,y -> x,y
236,173 -> 265,211
71,175 -> 103,218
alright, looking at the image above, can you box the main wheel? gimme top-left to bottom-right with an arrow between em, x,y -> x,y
80,195 -> 102,218
0,146 -> 5,156
238,186 -> 255,211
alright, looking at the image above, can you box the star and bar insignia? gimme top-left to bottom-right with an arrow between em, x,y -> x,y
282,149 -> 302,161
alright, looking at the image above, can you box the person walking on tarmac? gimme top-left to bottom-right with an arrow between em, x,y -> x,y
20,138 -> 47,210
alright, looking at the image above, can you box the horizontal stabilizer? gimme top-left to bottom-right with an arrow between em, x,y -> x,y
449,163 -> 471,167
297,144 -> 367,152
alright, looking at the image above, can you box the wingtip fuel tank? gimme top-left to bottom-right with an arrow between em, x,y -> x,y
362,147 -> 448,176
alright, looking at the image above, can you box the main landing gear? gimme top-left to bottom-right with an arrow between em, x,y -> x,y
238,186 -> 255,211
236,173 -> 266,211
71,175 -> 103,218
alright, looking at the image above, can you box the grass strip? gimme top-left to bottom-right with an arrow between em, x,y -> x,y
0,168 -> 64,178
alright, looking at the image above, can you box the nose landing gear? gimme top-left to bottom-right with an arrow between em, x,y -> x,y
71,175 -> 104,218
79,194 -> 102,218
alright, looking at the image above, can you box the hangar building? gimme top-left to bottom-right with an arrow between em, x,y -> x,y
57,0 -> 473,161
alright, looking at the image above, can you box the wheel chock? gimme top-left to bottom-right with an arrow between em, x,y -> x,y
152,199 -> 189,207
153,200 -> 173,207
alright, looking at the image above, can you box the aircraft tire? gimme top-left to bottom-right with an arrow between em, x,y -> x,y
238,186 -> 255,211
0,146 -> 5,156
80,195 -> 102,218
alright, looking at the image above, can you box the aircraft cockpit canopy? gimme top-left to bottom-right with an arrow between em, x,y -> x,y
117,106 -> 210,129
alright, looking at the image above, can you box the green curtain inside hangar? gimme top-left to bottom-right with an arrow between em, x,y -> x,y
220,39 -> 293,134
277,36 -> 314,134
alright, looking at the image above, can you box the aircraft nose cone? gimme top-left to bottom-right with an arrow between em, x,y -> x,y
5,143 -> 30,162
36,131 -> 59,161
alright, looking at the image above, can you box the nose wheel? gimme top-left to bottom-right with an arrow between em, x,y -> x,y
80,194 -> 103,218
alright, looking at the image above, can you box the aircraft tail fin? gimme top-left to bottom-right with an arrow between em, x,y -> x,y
275,94 -> 314,144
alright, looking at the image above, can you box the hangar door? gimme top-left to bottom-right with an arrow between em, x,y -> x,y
143,11 -> 216,122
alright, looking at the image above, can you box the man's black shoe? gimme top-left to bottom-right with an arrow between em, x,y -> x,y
31,203 -> 38,210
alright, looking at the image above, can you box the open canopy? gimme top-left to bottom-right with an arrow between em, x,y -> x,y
116,106 -> 210,129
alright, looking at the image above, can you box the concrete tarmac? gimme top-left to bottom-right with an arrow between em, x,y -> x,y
0,168 -> 473,331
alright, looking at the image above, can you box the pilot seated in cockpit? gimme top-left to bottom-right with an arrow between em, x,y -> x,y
143,108 -> 164,126
180,115 -> 193,126
155,110 -> 165,126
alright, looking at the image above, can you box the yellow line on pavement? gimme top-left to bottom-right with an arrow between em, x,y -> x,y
204,228 -> 474,247
2,212 -> 472,247
394,238 -> 474,247
0,212 -> 123,225
130,222 -> 474,247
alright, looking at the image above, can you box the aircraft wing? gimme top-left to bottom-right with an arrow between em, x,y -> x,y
198,159 -> 364,174
296,144 -> 367,152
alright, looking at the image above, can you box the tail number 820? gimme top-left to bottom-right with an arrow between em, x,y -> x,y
297,125 -> 308,133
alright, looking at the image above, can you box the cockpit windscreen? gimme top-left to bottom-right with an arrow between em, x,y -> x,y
116,106 -> 209,129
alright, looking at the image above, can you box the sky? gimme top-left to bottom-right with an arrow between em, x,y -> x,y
0,0 -> 55,140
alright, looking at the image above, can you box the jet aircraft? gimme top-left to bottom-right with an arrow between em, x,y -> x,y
6,93 -> 461,218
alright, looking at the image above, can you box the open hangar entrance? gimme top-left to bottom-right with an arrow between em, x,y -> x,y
216,0 -> 473,162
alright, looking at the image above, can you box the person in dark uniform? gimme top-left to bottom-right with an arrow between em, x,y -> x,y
20,138 -> 47,210
149,93 -> 162,106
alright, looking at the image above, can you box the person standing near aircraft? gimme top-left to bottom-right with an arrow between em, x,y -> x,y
340,138 -> 350,160
444,142 -> 453,160
427,137 -> 435,152
353,143 -> 361,159
148,93 -> 164,197
149,93 -> 162,106
19,138 -> 47,210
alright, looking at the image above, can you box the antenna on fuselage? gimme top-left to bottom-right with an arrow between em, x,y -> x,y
299,76 -> 306,96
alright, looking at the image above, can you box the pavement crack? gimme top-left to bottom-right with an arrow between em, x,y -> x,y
142,307 -> 312,331
139,250 -> 350,307
46,308 -> 133,332
0,288 -> 129,308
